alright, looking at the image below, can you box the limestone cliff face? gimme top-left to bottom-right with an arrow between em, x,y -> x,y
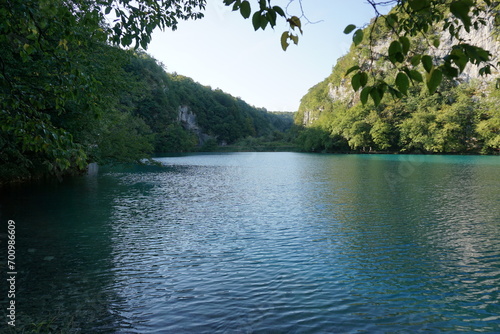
177,105 -> 213,145
299,18 -> 500,126
437,18 -> 500,81
178,106 -> 199,132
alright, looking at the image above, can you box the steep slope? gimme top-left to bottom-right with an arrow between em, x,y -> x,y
123,51 -> 290,152
296,11 -> 500,154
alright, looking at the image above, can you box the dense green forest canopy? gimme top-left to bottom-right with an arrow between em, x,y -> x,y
0,0 -> 291,184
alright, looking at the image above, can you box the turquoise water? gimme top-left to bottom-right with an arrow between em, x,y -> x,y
1,153 -> 499,333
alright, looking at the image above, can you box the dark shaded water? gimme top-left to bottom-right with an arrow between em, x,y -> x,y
1,153 -> 499,333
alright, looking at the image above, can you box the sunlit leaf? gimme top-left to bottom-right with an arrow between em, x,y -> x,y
289,16 -> 302,34
410,55 -> 421,66
281,31 -> 289,51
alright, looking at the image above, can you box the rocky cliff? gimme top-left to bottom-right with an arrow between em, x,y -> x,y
177,105 -> 214,145
298,15 -> 500,126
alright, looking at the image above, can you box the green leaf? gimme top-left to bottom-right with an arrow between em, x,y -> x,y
353,29 -> 364,46
450,0 -> 473,32
359,71 -> 368,87
450,47 -> 468,72
388,86 -> 403,99
442,63 -> 459,77
290,34 -> 299,45
385,13 -> 398,27
260,15 -> 269,30
388,41 -> 404,63
395,72 -> 409,95
345,65 -> 360,76
399,36 -> 410,55
479,65 -> 491,76
352,73 -> 362,92
360,86 -> 371,105
267,9 -> 277,27
105,7 -> 112,15
426,68 -> 443,94
344,24 -> 356,34
370,87 -> 383,106
240,1 -> 251,19
281,31 -> 289,51
273,6 -> 286,17
410,55 -> 421,66
409,70 -> 423,82
252,11 -> 261,30
409,0 -> 429,11
421,55 -> 433,73
121,34 -> 132,47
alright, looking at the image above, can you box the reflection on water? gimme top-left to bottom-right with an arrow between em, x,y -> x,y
1,153 -> 499,333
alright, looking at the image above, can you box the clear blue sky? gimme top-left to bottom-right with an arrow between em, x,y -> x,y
146,1 -> 391,112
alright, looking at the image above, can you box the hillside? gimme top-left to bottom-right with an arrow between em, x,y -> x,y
0,45 -> 292,183
295,8 -> 500,154
122,51 -> 291,152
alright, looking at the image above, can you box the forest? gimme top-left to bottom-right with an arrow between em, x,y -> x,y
294,2 -> 500,154
0,0 -> 294,184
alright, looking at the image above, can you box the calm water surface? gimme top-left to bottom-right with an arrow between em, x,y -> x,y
1,153 -> 499,333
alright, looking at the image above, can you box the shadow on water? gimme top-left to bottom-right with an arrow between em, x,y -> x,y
0,173 -> 133,333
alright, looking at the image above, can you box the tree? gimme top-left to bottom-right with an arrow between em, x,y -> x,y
0,0 -> 206,182
225,0 -> 500,105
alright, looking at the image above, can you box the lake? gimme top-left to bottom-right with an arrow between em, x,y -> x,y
1,152 -> 499,333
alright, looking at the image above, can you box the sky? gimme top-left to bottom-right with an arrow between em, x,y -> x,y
146,1 -> 392,112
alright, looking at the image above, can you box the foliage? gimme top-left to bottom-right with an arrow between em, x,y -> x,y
227,0 -> 500,106
293,0 -> 500,155
156,124 -> 198,153
1,0 -> 294,183
0,0 -> 208,183
342,0 -> 499,105
298,72 -> 499,153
